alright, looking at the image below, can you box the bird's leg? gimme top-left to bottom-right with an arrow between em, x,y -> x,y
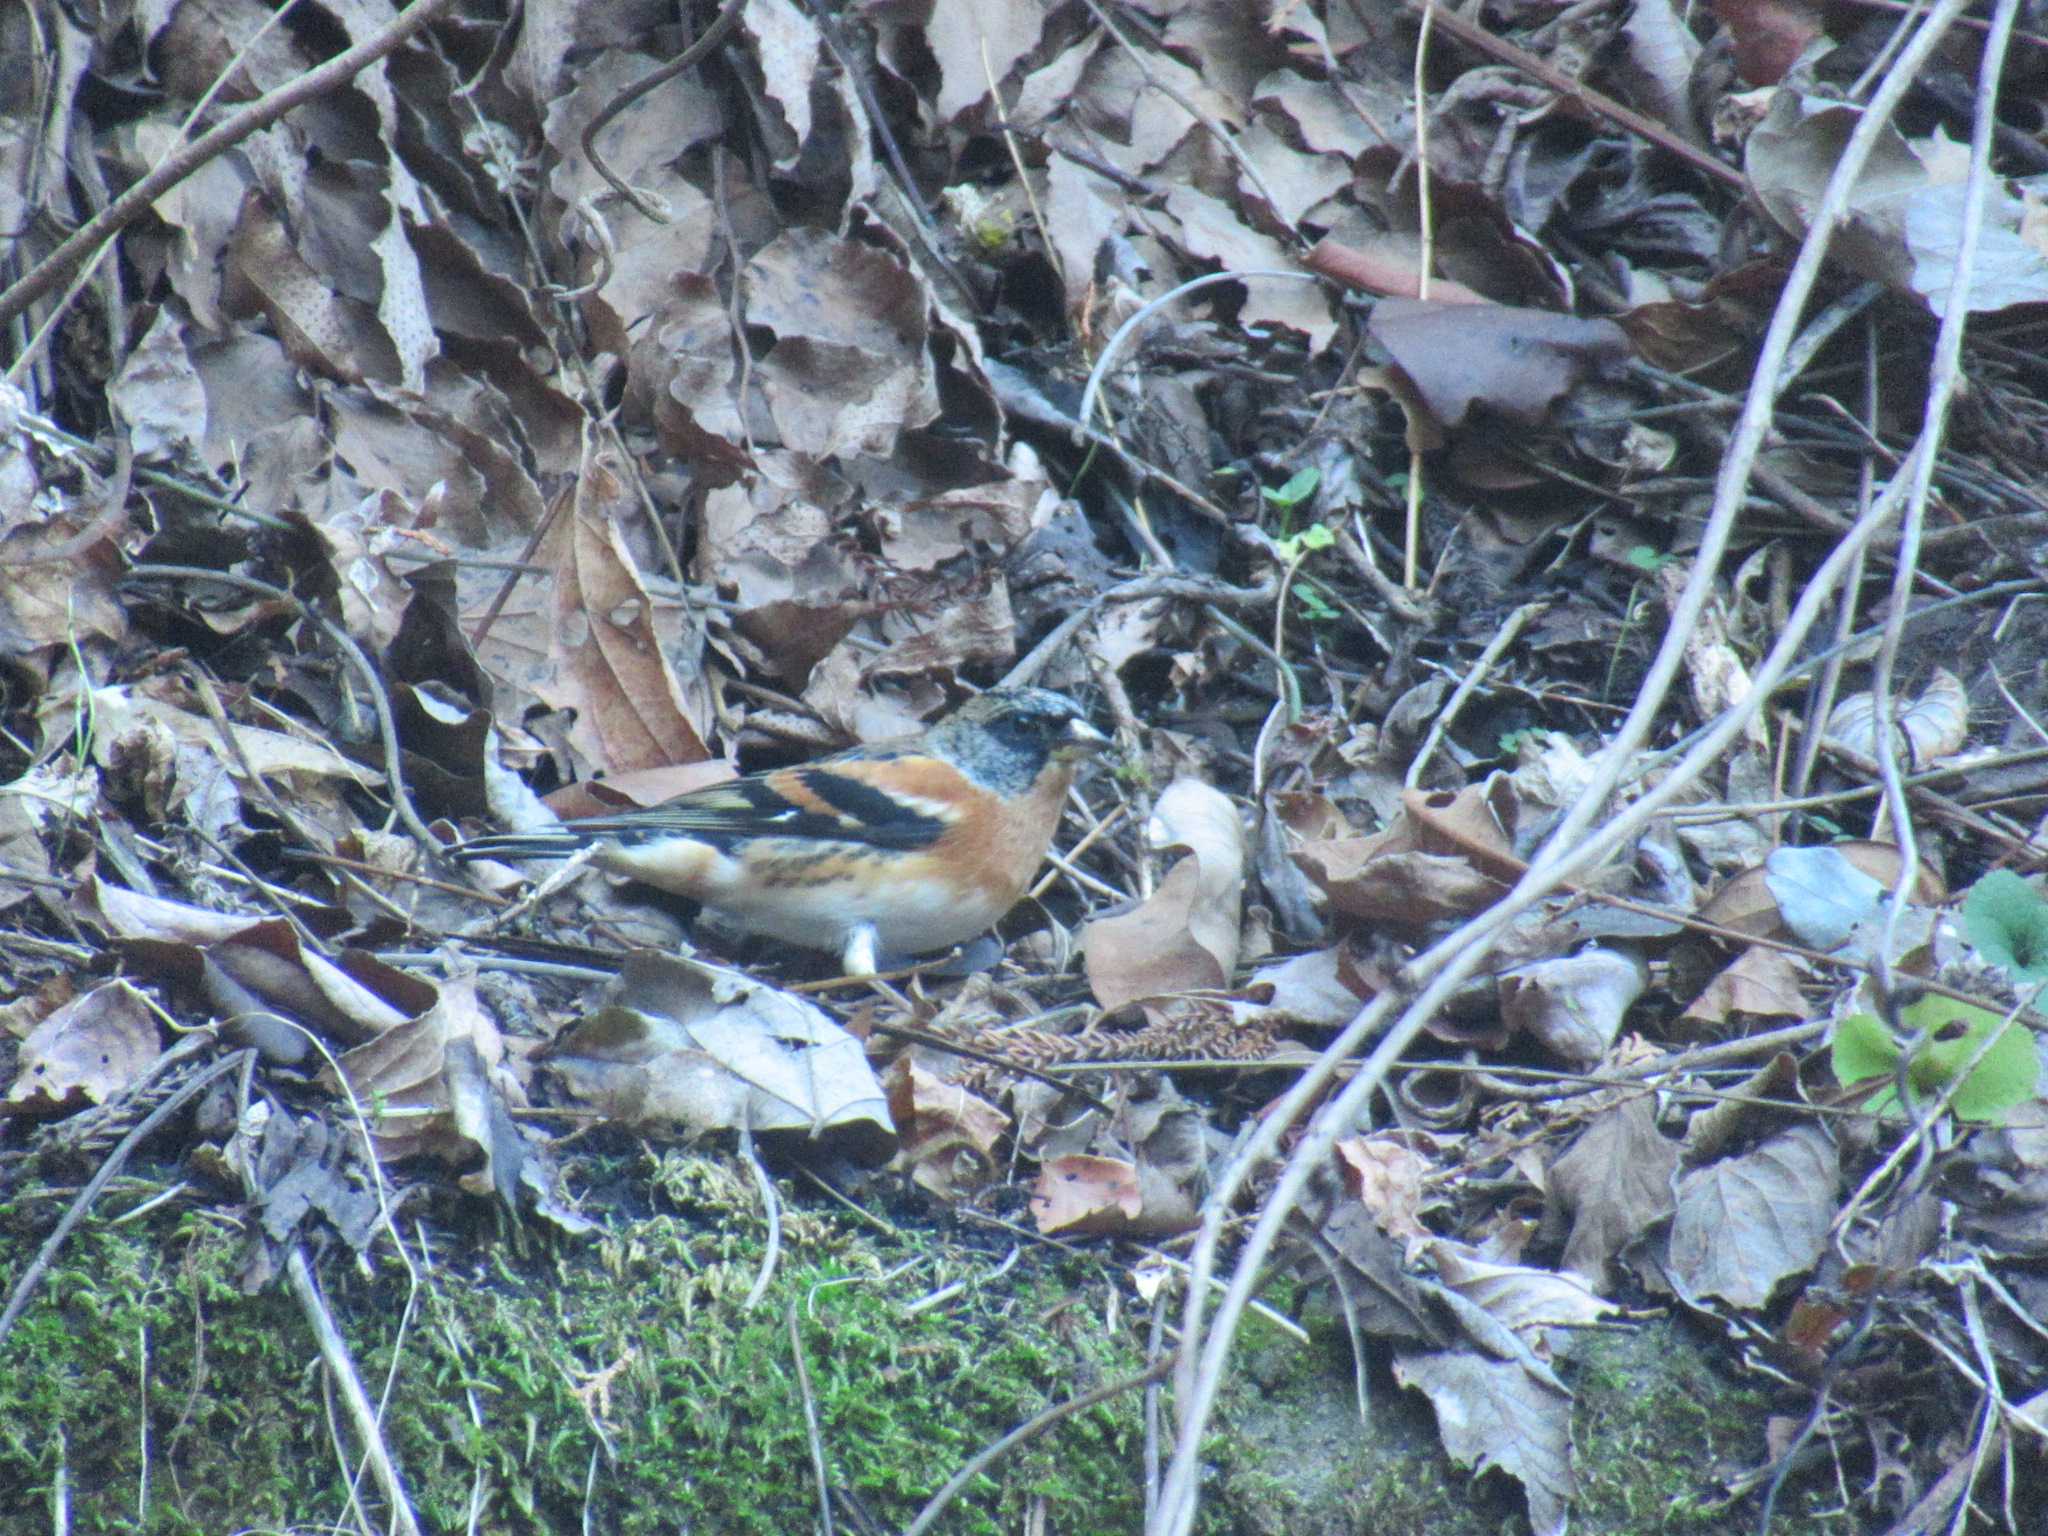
840,921 -> 881,978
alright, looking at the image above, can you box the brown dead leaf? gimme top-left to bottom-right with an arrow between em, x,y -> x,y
1296,841 -> 1505,931
1549,1095 -> 1681,1292
884,1056 -> 1011,1201
1392,1349 -> 1575,1536
1498,949 -> 1648,1069
321,972 -> 526,1198
1159,186 -> 1335,347
1711,0 -> 1825,85
1748,95 -> 2048,316
695,452 -> 869,682
0,503 -> 127,659
1084,780 -> 1245,1012
542,951 -> 893,1147
530,450 -> 712,778
1314,1199 -> 1444,1341
1290,785 -> 1522,934
1335,1131 -> 1440,1242
2,980 -> 162,1116
544,52 -> 727,360
1368,299 -> 1633,440
1248,941 -> 1379,1028
1678,945 -> 1809,1035
79,878 -> 431,1062
745,228 -> 937,460
1425,1240 -> 1619,1337
1032,1153 -> 1145,1235
1666,1121 -> 1837,1308
1698,842 -> 1944,940
1304,235 -> 1495,306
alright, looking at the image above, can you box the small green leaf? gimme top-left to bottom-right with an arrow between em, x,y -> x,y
1962,869 -> 2048,982
1625,545 -> 1671,572
1831,1013 -> 1900,1088
1834,998 -> 2040,1123
1273,522 -> 1335,563
1261,467 -> 1321,512
1904,996 -> 2038,1122
1293,586 -> 1339,621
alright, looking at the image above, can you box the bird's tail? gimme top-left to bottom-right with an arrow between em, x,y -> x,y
447,830 -> 590,863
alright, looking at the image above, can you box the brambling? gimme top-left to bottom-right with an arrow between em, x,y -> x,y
450,688 -> 1109,975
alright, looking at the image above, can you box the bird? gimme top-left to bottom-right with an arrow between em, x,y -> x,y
449,687 -> 1110,975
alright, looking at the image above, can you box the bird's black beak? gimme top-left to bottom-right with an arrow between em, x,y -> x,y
1061,717 -> 1112,756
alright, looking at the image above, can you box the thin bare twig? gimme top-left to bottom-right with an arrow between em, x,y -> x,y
286,1245 -> 424,1536
738,1124 -> 783,1312
788,1302 -> 835,1536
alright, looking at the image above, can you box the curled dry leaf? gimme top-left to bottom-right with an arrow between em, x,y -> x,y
1498,948 -> 1649,1069
1030,1151 -> 1200,1238
1678,945 -> 1809,1035
78,877 -> 429,1062
320,972 -> 528,1200
1290,784 -> 1523,934
1822,667 -> 1969,768
1247,941 -> 1378,1029
1083,779 -> 1246,1012
883,1056 -> 1011,1200
530,451 -> 712,779
1335,1131 -> 1441,1242
1747,94 -> 2048,316
542,951 -> 893,1149
1303,236 -> 1492,305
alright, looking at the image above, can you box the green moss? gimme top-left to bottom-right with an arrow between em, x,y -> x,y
0,1154 -> 1165,1535
0,1156 -> 1806,1536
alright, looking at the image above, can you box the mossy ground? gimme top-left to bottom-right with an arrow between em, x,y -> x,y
0,1144 -> 1800,1536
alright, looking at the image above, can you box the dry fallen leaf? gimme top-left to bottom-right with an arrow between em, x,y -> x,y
1666,1121 -> 1838,1308
1,980 -> 162,1116
1335,1131 -> 1440,1242
1498,948 -> 1649,1069
884,1056 -> 1011,1200
1083,779 -> 1246,1012
1368,299 -> 1633,437
1549,1094 -> 1681,1292
542,951 -> 893,1148
321,972 -> 527,1199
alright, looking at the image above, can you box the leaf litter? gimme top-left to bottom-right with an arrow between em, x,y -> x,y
4,0 -> 2048,1531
